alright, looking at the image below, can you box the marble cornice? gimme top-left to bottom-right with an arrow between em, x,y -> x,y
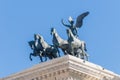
1,55 -> 120,80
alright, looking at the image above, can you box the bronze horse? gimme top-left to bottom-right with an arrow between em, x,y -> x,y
28,34 -> 60,62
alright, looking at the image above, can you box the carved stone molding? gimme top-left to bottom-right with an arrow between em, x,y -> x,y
1,55 -> 120,80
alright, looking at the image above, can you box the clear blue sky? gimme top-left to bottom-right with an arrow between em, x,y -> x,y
0,0 -> 120,78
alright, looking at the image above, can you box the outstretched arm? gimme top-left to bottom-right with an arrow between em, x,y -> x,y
61,19 -> 70,28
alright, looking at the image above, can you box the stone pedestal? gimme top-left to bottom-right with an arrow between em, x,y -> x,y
1,55 -> 120,80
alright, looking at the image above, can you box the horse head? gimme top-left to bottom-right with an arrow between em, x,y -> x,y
28,40 -> 35,50
34,34 -> 40,40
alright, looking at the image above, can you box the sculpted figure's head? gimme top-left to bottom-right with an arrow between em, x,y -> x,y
68,16 -> 74,24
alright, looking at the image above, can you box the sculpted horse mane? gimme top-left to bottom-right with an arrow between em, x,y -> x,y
51,28 -> 70,55
38,35 -> 50,49
51,28 -> 68,46
38,34 -> 60,59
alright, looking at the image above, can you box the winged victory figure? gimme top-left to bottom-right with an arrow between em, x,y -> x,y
61,11 -> 89,37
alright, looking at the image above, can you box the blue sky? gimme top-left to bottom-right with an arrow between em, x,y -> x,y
0,0 -> 120,78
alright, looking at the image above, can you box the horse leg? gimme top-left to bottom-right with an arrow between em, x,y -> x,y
62,49 -> 68,55
29,53 -> 33,61
57,48 -> 61,57
44,54 -> 47,61
76,52 -> 80,58
85,53 -> 89,61
69,45 -> 75,56
38,51 -> 43,62
39,55 -> 43,62
47,53 -> 53,60
51,49 -> 58,58
81,48 -> 89,61
53,52 -> 58,58
76,49 -> 81,58
42,52 -> 47,61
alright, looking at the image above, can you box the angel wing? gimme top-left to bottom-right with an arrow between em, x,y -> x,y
75,11 -> 89,28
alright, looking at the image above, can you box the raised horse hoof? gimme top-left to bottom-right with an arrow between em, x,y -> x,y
30,59 -> 32,61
